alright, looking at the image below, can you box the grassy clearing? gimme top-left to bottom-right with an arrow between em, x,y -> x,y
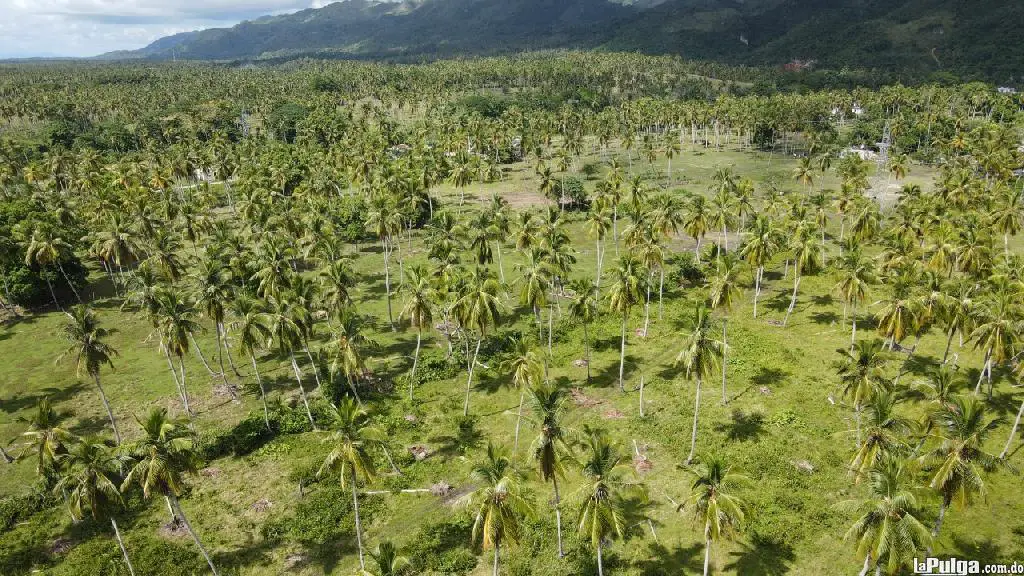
2,141 -> 1022,576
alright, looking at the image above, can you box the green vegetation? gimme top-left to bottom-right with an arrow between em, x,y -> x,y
0,52 -> 1023,576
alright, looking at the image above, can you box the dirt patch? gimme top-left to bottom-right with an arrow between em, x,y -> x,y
501,190 -> 551,209
571,388 -> 602,408
409,445 -> 432,461
251,498 -> 272,513
159,518 -> 189,539
430,481 -> 454,498
573,359 -> 589,368
442,483 -> 473,506
791,460 -> 815,474
50,538 -> 74,555
212,383 -> 241,399
602,408 -> 625,420
759,386 -> 772,396
200,467 -> 221,478
283,554 -> 309,571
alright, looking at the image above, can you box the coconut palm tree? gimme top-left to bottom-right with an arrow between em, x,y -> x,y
229,295 -> 273,430
316,398 -> 387,572
567,279 -> 598,383
329,308 -> 376,406
266,292 -> 317,429
679,456 -> 748,576
783,219 -> 822,327
968,278 -> 1020,398
121,408 -> 220,576
399,264 -> 434,398
23,226 -> 81,308
462,443 -> 533,576
16,397 -> 73,480
740,214 -> 781,318
836,339 -> 890,446
587,206 -> 612,289
153,288 -> 204,419
57,305 -> 121,443
677,304 -> 725,464
607,256 -> 643,392
684,195 -> 711,263
455,267 -> 503,416
192,257 -> 237,389
505,337 -> 543,452
569,427 -> 644,576
923,395 -> 1002,541
528,382 -> 574,558
834,246 -> 877,346
848,390 -> 911,482
54,437 -> 136,576
366,541 -> 409,576
838,455 -> 932,575
707,254 -> 741,404
514,247 -> 553,344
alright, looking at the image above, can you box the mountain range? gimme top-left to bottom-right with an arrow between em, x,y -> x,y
100,0 -> 1023,82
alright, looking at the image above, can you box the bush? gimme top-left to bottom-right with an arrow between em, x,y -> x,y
405,517 -> 478,575
0,491 -> 54,531
671,252 -> 706,286
554,176 -> 589,211
262,485 -> 384,546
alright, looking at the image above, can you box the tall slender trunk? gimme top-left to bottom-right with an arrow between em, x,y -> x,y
721,318 -> 729,404
703,539 -> 712,576
177,356 -> 193,420
583,322 -> 591,382
547,304 -> 553,357
383,239 -> 395,330
170,495 -> 219,576
221,323 -> 242,377
56,262 -> 82,303
612,208 -> 619,257
250,353 -> 271,431
111,517 -> 136,576
658,267 -> 665,320
495,241 -> 505,283
643,272 -> 652,336
783,273 -> 801,327
687,377 -> 702,464
93,374 -> 121,444
410,330 -> 422,400
44,274 -> 63,312
858,554 -> 872,576
303,343 -> 322,390
351,469 -> 366,571
290,355 -> 316,430
164,346 -> 190,417
596,538 -> 604,576
463,338 -> 482,416
493,539 -> 500,576
595,239 -> 603,290
188,332 -> 218,376
514,390 -> 525,453
851,300 -> 858,349
974,349 -> 991,395
618,312 -> 627,392
552,475 -> 564,557
1001,398 -> 1024,459
213,324 -> 235,399
639,375 -> 646,417
753,266 -> 763,318
942,326 -> 956,364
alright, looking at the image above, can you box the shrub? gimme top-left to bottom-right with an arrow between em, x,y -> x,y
671,252 -> 706,286
405,517 -> 477,575
262,485 -> 384,546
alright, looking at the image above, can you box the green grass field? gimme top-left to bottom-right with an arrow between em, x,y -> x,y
2,140 -> 1022,576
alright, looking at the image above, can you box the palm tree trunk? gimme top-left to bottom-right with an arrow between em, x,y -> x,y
639,375 -> 646,417
92,373 -> 121,444
643,272 -> 652,336
495,241 -> 505,283
1001,398 -> 1024,459
290,355 -> 316,430
851,300 -> 858,348
583,322 -> 591,383
170,495 -> 219,576
221,323 -> 242,377
553,476 -> 564,558
164,495 -> 176,522
858,554 -> 871,576
177,356 -> 193,419
44,273 -> 63,312
111,517 -> 136,576
351,469 -> 366,571
303,344 -> 322,390
463,338 -> 482,416
974,349 -> 991,395
596,538 -> 604,576
493,540 -> 500,576
721,318 -> 729,405
595,239 -> 603,289
942,327 -> 956,364
383,240 -> 395,331
618,312 -> 627,392
213,324 -> 235,399
687,377 -> 702,464
658,267 -> 665,320
56,261 -> 82,303
703,538 -> 712,576
783,273 -> 801,327
548,304 -> 553,357
188,332 -> 218,376
250,353 -> 271,431
514,390 -> 525,453
410,330 -> 421,400
752,266 -> 763,318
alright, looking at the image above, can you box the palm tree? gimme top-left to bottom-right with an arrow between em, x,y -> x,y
57,305 -> 121,443
969,279 -> 1020,398
16,397 -> 73,480
783,219 -> 822,327
848,390 -> 911,482
679,456 -> 748,576
267,292 -> 317,429
740,214 -> 781,318
684,195 -> 711,263
923,395 -> 1002,541
514,247 -> 553,344
838,455 -> 932,575
366,541 -> 409,576
230,295 -> 273,430
607,256 -> 643,392
836,339 -> 889,446
316,398 -> 387,572
677,305 -> 725,464
329,308 -> 374,406
528,382 -> 574,558
707,255 -> 741,404
455,267 -> 503,416
587,206 -> 612,289
121,408 -> 220,576
23,226 -> 80,309
569,428 -> 644,576
505,337 -> 543,452
54,437 -> 136,576
568,279 -> 598,383
834,247 -> 876,346
462,443 -> 533,576
193,257 -> 237,390
399,265 -> 434,398
154,288 -> 203,419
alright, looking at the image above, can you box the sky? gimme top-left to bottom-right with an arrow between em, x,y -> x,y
0,0 -> 337,58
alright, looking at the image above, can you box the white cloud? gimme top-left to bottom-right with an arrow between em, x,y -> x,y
0,0 -> 328,57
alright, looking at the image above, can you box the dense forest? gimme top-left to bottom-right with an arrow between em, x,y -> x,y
0,52 -> 1023,576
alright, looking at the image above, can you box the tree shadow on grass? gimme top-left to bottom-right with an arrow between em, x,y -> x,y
952,534 -> 1004,564
70,415 -> 114,437
714,409 -> 766,442
636,542 -> 703,575
723,535 -> 795,576
429,416 -> 484,458
812,294 -> 835,307
1,381 -> 87,414
809,310 -> 840,325
589,354 -> 640,390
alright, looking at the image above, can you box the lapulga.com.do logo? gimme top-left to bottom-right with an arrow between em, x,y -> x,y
914,557 -> 1024,575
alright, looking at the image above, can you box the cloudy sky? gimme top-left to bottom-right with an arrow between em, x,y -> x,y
0,0 -> 336,58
